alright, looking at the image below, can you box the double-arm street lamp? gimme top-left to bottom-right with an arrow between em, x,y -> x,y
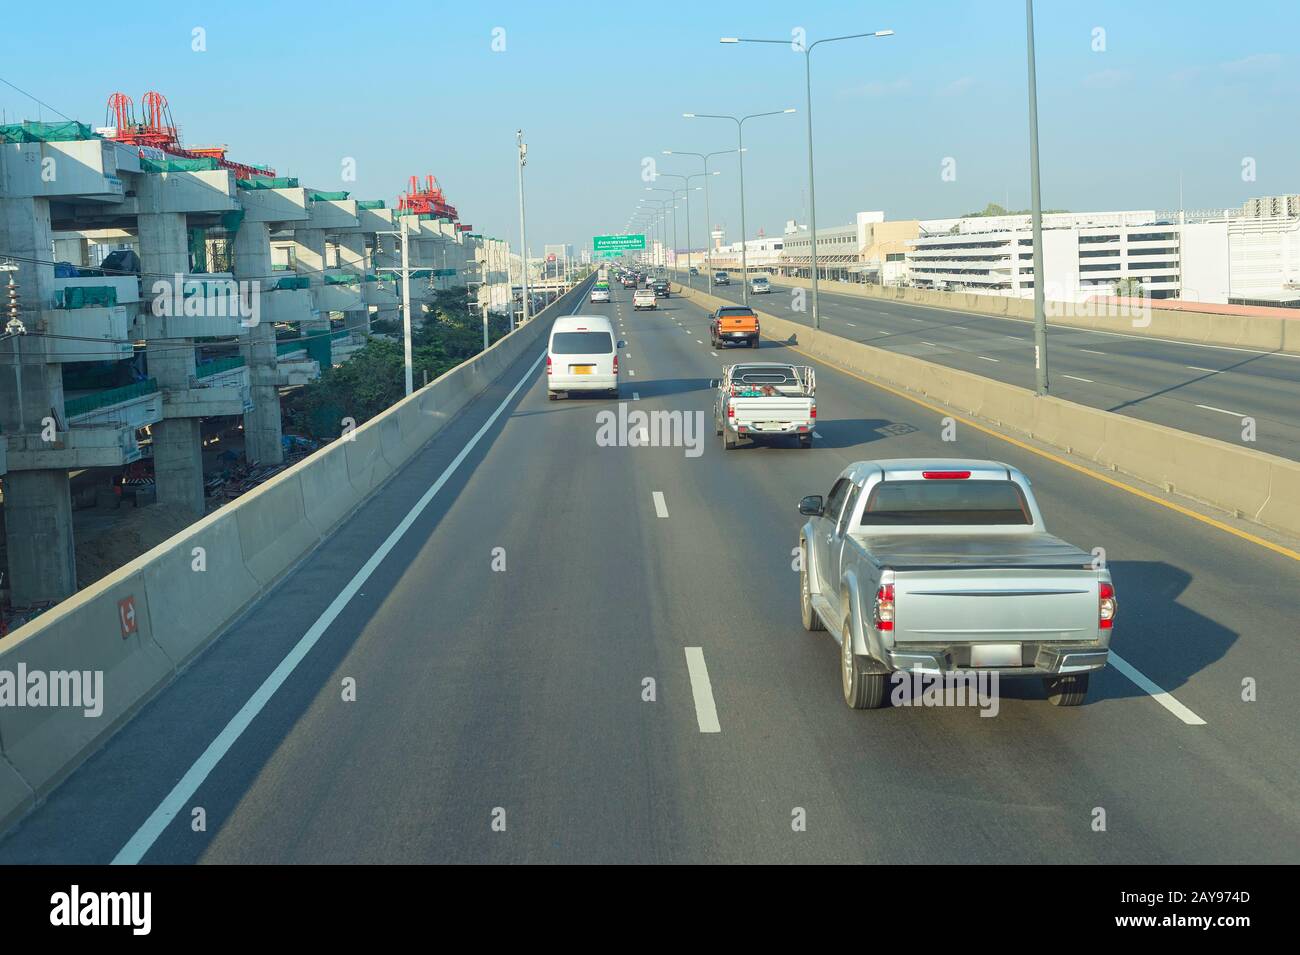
663,148 -> 741,293
652,169 -> 720,288
685,108 -> 795,305
721,29 -> 893,324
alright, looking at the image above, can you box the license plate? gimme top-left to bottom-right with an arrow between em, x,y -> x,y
765,421 -> 783,430
571,365 -> 594,375
969,644 -> 1022,667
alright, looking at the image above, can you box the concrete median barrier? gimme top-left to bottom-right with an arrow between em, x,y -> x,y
0,274 -> 596,834
678,282 -> 1300,540
688,270 -> 1300,355
0,565 -> 172,829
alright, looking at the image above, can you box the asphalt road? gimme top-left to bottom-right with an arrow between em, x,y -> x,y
676,271 -> 1300,462
3,281 -> 1298,863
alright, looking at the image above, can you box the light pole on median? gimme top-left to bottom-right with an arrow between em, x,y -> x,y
515,130 -> 530,330
685,108 -> 795,306
663,149 -> 740,295
654,169 -> 719,289
638,199 -> 671,267
1025,0 -> 1049,396
721,29 -> 892,326
646,187 -> 690,276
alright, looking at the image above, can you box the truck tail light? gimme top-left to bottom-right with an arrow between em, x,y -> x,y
810,403 -> 816,419
1099,582 -> 1116,630
546,355 -> 552,375
727,402 -> 734,419
874,583 -> 895,631
922,470 -> 971,479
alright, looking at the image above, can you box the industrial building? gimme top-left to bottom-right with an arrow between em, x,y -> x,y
0,94 -> 510,612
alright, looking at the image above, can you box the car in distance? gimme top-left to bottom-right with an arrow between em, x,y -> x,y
633,288 -> 657,310
590,282 -> 611,303
688,266 -> 699,276
547,314 -> 619,399
652,280 -> 670,298
714,270 -> 730,286
750,275 -> 771,294
797,459 -> 1116,709
709,305 -> 759,348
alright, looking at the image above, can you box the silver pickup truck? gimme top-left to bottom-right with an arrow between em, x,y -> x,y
713,362 -> 816,449
798,459 -> 1116,709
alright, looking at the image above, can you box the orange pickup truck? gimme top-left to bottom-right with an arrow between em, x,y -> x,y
709,305 -> 760,349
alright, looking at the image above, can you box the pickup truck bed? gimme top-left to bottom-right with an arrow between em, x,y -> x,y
852,533 -> 1094,570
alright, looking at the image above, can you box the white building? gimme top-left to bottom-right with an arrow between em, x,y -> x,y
905,201 -> 1300,305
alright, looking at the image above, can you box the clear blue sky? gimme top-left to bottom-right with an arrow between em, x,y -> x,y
4,0 -> 1297,252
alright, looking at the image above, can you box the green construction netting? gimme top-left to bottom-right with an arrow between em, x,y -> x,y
275,276 -> 310,290
356,200 -> 386,209
236,176 -> 300,190
308,190 -> 350,202
220,210 -> 245,237
325,273 -> 360,286
140,156 -> 219,173
0,121 -> 98,143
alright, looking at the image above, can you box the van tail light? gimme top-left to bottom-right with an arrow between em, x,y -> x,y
1099,582 -> 1116,630
874,583 -> 895,631
546,355 -> 552,375
613,355 -> 619,375
922,470 -> 970,479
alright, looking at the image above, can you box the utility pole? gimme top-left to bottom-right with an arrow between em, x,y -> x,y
516,130 -> 530,330
375,225 -> 415,395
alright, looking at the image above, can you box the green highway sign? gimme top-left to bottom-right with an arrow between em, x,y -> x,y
593,233 -> 646,252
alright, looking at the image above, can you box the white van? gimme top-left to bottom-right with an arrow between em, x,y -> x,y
547,314 -> 620,399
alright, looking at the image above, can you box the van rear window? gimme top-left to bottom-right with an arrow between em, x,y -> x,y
859,480 -> 1031,526
551,331 -> 613,354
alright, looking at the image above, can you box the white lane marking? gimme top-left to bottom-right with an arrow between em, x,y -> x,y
909,317 -> 925,322
1196,403 -> 1247,417
710,351 -> 718,357
1062,374 -> 1094,383
1187,365 -> 1221,374
652,491 -> 669,518
696,339 -> 704,344
1109,652 -> 1206,726
632,391 -> 640,400
977,355 -> 1000,362
112,337 -> 564,864
684,647 -> 721,733
920,341 -> 938,347
1080,348 -> 1106,356
845,322 -> 856,327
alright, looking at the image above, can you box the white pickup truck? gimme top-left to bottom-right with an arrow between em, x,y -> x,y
713,362 -> 816,449
798,459 -> 1116,709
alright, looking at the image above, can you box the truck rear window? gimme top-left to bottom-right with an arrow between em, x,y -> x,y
859,480 -> 1031,526
551,331 -> 613,354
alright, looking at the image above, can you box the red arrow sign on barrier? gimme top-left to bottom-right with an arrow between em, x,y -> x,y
118,596 -> 138,638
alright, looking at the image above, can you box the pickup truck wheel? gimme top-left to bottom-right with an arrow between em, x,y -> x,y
842,616 -> 887,709
800,554 -> 825,631
750,337 -> 759,349
1044,673 -> 1090,706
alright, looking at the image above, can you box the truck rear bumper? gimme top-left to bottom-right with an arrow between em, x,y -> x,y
885,644 -> 1110,678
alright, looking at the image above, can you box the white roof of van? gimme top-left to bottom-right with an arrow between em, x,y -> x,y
552,314 -> 614,331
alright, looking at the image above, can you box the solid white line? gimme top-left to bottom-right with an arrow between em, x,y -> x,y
652,491 -> 669,518
112,343 -> 556,864
684,647 -> 721,733
1109,652 -> 1206,726
1196,403 -> 1247,417
1062,374 -> 1094,383
977,355 -> 999,362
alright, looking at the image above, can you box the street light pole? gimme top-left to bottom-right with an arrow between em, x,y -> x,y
375,225 -> 415,395
516,129 -> 530,330
685,111 -> 795,306
721,30 -> 892,327
1026,0 -> 1049,395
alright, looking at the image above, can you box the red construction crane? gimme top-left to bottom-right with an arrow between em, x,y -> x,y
104,91 -> 275,180
397,174 -> 458,221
